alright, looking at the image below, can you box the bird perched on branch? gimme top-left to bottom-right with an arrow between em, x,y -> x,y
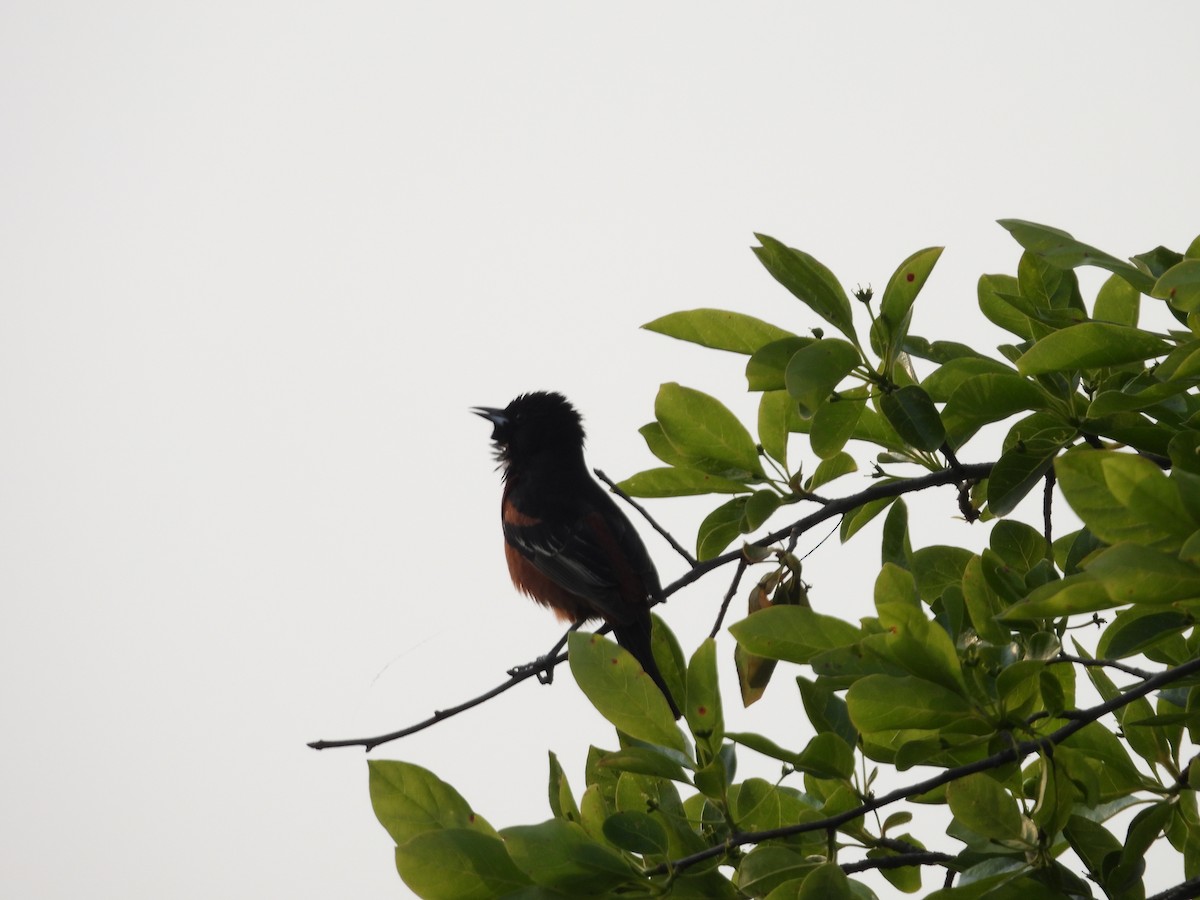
473,391 -> 682,719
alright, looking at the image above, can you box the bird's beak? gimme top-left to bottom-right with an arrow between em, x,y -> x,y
471,406 -> 508,428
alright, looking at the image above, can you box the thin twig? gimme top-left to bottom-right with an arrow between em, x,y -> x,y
595,468 -> 697,567
1050,653 -> 1154,680
709,558 -> 747,639
310,621 -> 611,751
1043,468 -> 1056,549
307,653 -> 566,751
645,654 -> 1200,876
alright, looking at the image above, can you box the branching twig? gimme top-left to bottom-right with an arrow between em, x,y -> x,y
645,655 -> 1200,876
595,468 -> 697,567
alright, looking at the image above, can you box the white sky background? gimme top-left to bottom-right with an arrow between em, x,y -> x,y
3,3 -> 1199,898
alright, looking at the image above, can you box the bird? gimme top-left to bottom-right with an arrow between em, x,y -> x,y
473,391 -> 682,719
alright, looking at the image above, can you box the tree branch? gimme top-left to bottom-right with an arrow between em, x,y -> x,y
842,850 -> 956,876
310,461 -> 996,751
1148,876 -> 1200,900
664,462 -> 995,600
646,655 -> 1200,876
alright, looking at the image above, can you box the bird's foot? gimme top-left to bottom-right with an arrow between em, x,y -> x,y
508,654 -> 557,684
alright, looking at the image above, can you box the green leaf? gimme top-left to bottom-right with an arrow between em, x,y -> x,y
846,674 -> 974,734
784,339 -> 862,416
868,837 -> 924,894
638,421 -> 692,467
1097,607 -> 1194,660
875,246 -> 944,368
1093,273 -> 1141,326
1108,803 -> 1173,894
979,273 -> 1032,339
1153,259 -> 1200,313
1000,571 -> 1115,620
946,773 -> 1024,842
1015,322 -> 1171,375
743,490 -> 782,532
1087,379 -> 1196,418
686,638 -> 724,747
986,428 -> 1071,517
810,393 -> 868,459
903,335 -> 994,364
961,555 -> 1010,643
656,383 -> 765,479
1064,815 -> 1122,886
997,219 -> 1155,293
758,390 -> 804,467
697,496 -> 748,560
568,632 -> 688,753
921,356 -> 1019,403
726,730 -> 801,766
990,520 -> 1050,574
601,810 -> 669,856
547,752 -> 580,822
394,829 -> 532,900
806,451 -> 857,491
753,234 -> 856,340
881,497 -> 912,571
874,599 -> 968,696
794,732 -> 855,781
369,760 -> 496,847
500,819 -> 633,892
797,676 -> 859,749
594,746 -> 691,783
1083,542 -> 1200,605
747,336 -> 814,391
841,495 -> 896,542
735,778 -> 821,834
617,467 -> 749,498
879,385 -> 946,451
643,308 -> 796,354
738,847 -> 820,897
1018,249 -> 1082,310
941,374 -> 1046,447
1056,448 -> 1199,552
1134,245 -> 1184,278
796,862 -> 854,899
729,605 -> 861,664
912,545 -> 975,602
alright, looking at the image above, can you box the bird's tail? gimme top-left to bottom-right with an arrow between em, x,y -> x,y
612,618 -> 682,720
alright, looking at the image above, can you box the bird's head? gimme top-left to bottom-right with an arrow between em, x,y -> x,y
472,391 -> 586,468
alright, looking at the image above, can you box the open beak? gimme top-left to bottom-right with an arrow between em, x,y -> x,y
471,406 -> 508,428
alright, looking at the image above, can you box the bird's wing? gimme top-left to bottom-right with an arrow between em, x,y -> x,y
502,507 -> 650,624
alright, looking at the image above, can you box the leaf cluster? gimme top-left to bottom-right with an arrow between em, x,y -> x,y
369,222 -> 1200,898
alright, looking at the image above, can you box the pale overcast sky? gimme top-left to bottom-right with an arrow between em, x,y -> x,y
3,3 -> 1199,898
